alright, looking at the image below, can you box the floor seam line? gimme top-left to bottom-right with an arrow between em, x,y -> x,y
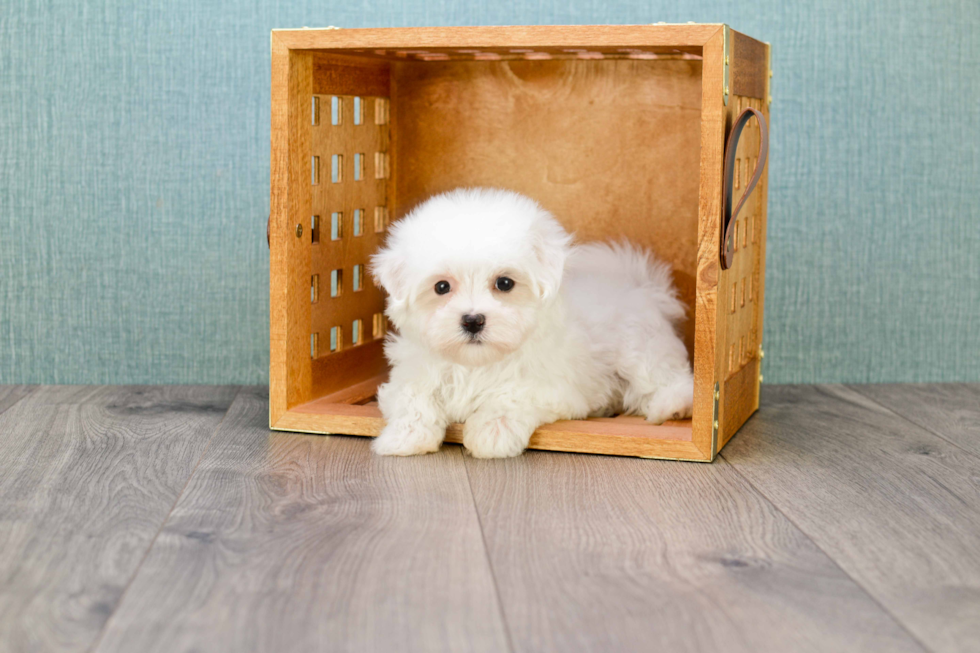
717,453 -> 937,653
0,384 -> 42,417
461,455 -> 518,653
84,384 -> 243,653
846,384 -> 980,462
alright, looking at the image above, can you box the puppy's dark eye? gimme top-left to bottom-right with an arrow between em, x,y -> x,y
434,280 -> 451,295
495,276 -> 515,292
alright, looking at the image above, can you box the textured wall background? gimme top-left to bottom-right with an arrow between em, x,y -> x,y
1,0 -> 978,384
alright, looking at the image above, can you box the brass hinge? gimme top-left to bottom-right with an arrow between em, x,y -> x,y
722,25 -> 731,106
759,343 -> 765,383
711,382 -> 720,460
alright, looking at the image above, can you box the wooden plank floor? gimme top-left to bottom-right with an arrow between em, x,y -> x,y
0,383 -> 978,653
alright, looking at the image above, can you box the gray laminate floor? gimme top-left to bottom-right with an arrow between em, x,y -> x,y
0,384 -> 978,653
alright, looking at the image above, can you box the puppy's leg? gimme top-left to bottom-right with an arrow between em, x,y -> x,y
463,400 -> 545,459
373,380 -> 447,456
618,333 -> 694,425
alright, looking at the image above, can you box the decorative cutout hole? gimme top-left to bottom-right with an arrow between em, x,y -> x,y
352,319 -> 363,345
331,96 -> 342,125
330,326 -> 342,352
733,221 -> 739,251
734,159 -> 741,190
353,153 -> 364,181
741,277 -> 747,307
311,215 -> 320,243
311,96 -> 320,125
729,344 -> 736,372
311,274 -> 319,303
353,264 -> 363,292
331,212 -> 343,240
375,98 -> 389,125
353,96 -> 362,125
331,154 -> 343,183
311,156 -> 319,185
374,206 -> 388,233
731,281 -> 737,313
353,209 -> 363,236
372,312 -> 387,339
311,332 -> 318,358
374,152 -> 388,179
331,269 -> 342,297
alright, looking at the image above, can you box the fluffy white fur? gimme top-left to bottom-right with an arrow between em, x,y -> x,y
370,188 -> 694,458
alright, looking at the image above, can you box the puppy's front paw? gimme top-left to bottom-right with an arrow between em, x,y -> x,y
643,380 -> 694,424
463,414 -> 534,459
372,420 -> 444,456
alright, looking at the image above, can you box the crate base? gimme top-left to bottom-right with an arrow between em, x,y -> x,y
270,376 -> 707,461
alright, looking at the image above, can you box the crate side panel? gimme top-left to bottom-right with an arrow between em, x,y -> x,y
717,93 -> 770,445
308,64 -> 392,398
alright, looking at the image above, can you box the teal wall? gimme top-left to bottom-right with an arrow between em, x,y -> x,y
1,1 -> 978,385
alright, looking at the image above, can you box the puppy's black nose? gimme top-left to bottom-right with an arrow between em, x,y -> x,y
461,314 -> 485,334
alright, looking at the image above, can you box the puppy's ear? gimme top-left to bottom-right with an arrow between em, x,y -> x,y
529,217 -> 572,301
370,247 -> 408,302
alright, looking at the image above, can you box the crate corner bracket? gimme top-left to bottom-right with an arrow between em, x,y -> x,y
722,24 -> 731,106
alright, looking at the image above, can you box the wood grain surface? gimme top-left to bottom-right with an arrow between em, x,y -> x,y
851,383 -> 980,456
463,450 -> 925,653
722,384 -> 980,653
94,387 -> 509,653
0,385 -> 237,653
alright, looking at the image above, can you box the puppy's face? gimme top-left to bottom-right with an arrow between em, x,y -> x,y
402,264 -> 542,366
371,188 -> 572,367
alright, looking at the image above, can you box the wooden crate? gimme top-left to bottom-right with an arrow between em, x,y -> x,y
269,24 -> 771,461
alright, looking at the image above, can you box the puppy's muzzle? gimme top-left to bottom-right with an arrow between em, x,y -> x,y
461,313 -> 486,335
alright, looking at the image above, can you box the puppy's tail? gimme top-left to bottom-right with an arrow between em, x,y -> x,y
569,240 -> 687,326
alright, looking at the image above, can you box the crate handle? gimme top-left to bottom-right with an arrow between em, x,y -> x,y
721,107 -> 769,270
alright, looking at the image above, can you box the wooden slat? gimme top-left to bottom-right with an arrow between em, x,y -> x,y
464,449 -> 927,653
692,26 -> 726,458
270,38 -> 313,422
730,30 -> 768,99
273,24 -> 725,52
312,53 -> 390,96
309,339 -> 388,398
93,387 -> 509,653
0,385 -> 237,653
850,383 -> 980,456
723,384 -> 980,653
277,399 -> 701,460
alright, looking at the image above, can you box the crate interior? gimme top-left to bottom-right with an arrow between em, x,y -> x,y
294,45 -> 707,446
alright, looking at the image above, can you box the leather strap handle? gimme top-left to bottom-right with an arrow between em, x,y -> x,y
721,107 -> 769,270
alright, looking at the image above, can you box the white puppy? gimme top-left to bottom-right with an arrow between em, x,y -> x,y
370,188 -> 694,458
